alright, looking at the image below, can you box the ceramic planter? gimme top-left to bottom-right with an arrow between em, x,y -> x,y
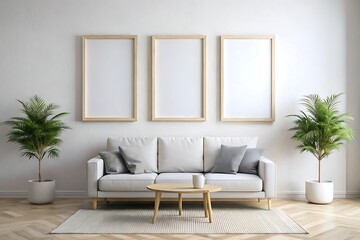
305,179 -> 333,204
28,179 -> 55,204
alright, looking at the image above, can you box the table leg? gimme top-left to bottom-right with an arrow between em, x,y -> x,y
152,192 -> 162,223
178,193 -> 182,216
205,192 -> 213,223
203,193 -> 208,217
92,198 -> 97,210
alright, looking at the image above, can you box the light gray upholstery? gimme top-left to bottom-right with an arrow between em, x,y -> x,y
155,173 -> 194,184
118,146 -> 145,174
238,148 -> 264,175
107,137 -> 158,172
258,156 -> 276,198
99,151 -> 129,174
204,137 -> 258,172
158,137 -> 203,173
99,173 -> 157,191
211,145 -> 247,174
205,173 -> 263,191
87,157 -> 104,197
87,137 -> 276,201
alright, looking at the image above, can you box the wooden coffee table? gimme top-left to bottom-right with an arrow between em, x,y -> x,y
146,183 -> 221,223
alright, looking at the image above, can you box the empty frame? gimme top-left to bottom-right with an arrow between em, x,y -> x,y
152,35 -> 207,121
221,36 -> 275,122
82,35 -> 137,121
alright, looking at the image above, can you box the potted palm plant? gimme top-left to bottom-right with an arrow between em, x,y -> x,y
4,95 -> 70,204
287,94 -> 354,204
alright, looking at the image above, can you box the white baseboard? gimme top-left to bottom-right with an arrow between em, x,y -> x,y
0,191 -> 27,198
0,191 -> 358,199
0,191 -> 87,198
276,191 -> 348,199
346,192 -> 360,198
56,191 -> 87,198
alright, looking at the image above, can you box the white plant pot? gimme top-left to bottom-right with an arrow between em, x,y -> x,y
28,179 -> 55,204
305,180 -> 333,204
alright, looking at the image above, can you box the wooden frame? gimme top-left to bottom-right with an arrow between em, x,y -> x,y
82,35 -> 137,121
152,35 -> 207,121
221,36 -> 275,122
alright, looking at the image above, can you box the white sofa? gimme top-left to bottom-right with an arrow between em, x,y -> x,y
87,137 -> 276,209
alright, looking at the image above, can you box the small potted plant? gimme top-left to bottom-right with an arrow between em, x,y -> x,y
287,94 -> 354,204
3,95 -> 70,204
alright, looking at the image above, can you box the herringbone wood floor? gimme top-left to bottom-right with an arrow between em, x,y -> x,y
0,198 -> 359,240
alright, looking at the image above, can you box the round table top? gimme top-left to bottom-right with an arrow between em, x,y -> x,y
146,183 -> 221,193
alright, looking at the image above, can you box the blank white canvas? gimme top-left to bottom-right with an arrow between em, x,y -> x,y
85,39 -> 133,118
223,39 -> 272,119
155,39 -> 203,118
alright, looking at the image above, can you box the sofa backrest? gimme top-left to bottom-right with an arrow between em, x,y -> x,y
107,137 -> 158,173
203,137 -> 258,172
106,136 -> 258,173
158,137 -> 203,173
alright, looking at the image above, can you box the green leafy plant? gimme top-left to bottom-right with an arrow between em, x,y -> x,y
3,95 -> 70,182
287,94 -> 354,182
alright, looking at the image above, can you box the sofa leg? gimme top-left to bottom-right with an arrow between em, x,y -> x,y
267,198 -> 271,210
92,198 -> 98,210
258,198 -> 261,202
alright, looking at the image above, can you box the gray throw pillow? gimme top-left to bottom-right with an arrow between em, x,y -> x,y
99,151 -> 129,174
238,148 -> 264,175
118,146 -> 145,174
211,145 -> 247,174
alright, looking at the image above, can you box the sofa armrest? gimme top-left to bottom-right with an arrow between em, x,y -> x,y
87,156 -> 104,198
258,156 -> 276,198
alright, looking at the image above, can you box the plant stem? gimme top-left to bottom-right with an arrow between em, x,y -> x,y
318,160 -> 321,183
38,159 -> 41,182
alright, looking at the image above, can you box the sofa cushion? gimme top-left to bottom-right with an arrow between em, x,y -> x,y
107,137 -> 157,173
118,146 -> 145,174
205,173 -> 262,191
239,148 -> 264,175
99,173 -> 157,191
212,145 -> 247,174
155,173 -> 196,184
158,137 -> 203,173
204,137 -> 258,172
99,151 -> 129,174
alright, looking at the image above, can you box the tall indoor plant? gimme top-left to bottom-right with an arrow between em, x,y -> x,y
4,95 -> 70,204
287,94 -> 354,204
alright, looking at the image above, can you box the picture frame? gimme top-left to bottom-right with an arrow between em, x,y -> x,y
221,36 -> 275,122
152,35 -> 207,121
82,35 -> 137,121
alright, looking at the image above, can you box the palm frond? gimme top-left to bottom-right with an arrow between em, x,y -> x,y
2,95 -> 71,180
286,93 -> 354,180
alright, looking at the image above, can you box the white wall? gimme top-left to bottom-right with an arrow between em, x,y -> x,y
0,0 -> 358,198
346,0 -> 360,198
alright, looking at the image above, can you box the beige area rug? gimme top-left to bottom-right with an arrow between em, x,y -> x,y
52,202 -> 307,234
